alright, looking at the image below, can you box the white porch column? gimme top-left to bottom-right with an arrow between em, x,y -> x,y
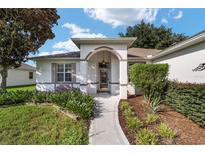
119,60 -> 128,99
79,60 -> 88,93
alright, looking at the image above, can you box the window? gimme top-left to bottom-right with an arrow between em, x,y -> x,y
56,64 -> 73,82
29,72 -> 33,79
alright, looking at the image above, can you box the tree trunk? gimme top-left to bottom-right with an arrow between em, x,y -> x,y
0,66 -> 8,89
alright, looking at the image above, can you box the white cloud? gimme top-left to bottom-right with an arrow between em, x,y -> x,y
52,39 -> 79,51
62,22 -> 106,38
84,8 -> 159,27
161,18 -> 168,24
48,23 -> 106,53
173,11 -> 183,20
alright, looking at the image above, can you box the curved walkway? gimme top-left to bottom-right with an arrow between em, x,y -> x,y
89,94 -> 129,145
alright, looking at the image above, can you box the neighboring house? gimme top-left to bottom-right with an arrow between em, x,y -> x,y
0,63 -> 36,87
30,30 -> 205,99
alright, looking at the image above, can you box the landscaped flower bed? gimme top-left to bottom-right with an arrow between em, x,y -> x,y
119,100 -> 176,145
119,96 -> 205,145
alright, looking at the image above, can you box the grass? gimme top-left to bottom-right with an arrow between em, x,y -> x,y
6,84 -> 36,91
0,104 -> 88,144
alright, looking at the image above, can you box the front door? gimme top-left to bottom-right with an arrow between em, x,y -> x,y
100,69 -> 108,90
99,62 -> 109,92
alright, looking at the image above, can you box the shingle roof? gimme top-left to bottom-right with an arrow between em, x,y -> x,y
29,49 -> 161,60
29,51 -> 80,59
128,48 -> 160,58
16,63 -> 36,71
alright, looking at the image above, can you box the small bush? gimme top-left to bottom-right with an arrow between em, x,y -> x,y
137,128 -> 158,145
146,114 -> 159,125
158,123 -> 176,139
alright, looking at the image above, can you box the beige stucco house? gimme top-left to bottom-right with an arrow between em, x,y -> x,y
31,30 -> 205,99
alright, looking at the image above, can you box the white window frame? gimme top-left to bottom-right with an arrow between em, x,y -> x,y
56,64 -> 72,82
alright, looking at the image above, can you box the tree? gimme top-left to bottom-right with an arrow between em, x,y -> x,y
119,21 -> 188,49
0,9 -> 60,88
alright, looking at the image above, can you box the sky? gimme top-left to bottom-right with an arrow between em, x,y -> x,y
29,8 -> 205,65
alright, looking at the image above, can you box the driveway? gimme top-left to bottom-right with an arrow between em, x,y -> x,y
89,94 -> 129,145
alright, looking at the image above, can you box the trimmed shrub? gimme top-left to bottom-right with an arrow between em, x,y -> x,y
130,63 -> 169,112
165,81 -> 205,127
158,123 -> 176,139
146,114 -> 159,125
137,128 -> 158,145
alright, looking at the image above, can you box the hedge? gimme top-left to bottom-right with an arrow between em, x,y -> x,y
0,90 -> 33,105
165,81 -> 205,127
0,90 -> 94,119
130,63 -> 169,103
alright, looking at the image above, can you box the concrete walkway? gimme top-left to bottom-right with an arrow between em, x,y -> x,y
89,94 -> 129,145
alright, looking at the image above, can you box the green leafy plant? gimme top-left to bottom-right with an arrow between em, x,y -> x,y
120,101 -> 143,132
120,101 -> 130,111
126,116 -> 143,131
137,128 -> 158,145
150,96 -> 161,114
123,107 -> 135,117
146,114 -> 159,125
158,123 -> 176,139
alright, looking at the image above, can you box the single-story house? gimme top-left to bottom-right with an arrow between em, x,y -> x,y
0,63 -> 36,87
30,30 -> 205,99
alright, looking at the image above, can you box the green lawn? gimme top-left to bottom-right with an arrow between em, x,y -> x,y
6,84 -> 36,91
0,105 -> 88,144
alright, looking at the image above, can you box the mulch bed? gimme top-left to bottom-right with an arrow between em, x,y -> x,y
119,95 -> 205,145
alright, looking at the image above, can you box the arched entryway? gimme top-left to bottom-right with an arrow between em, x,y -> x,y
86,47 -> 121,94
